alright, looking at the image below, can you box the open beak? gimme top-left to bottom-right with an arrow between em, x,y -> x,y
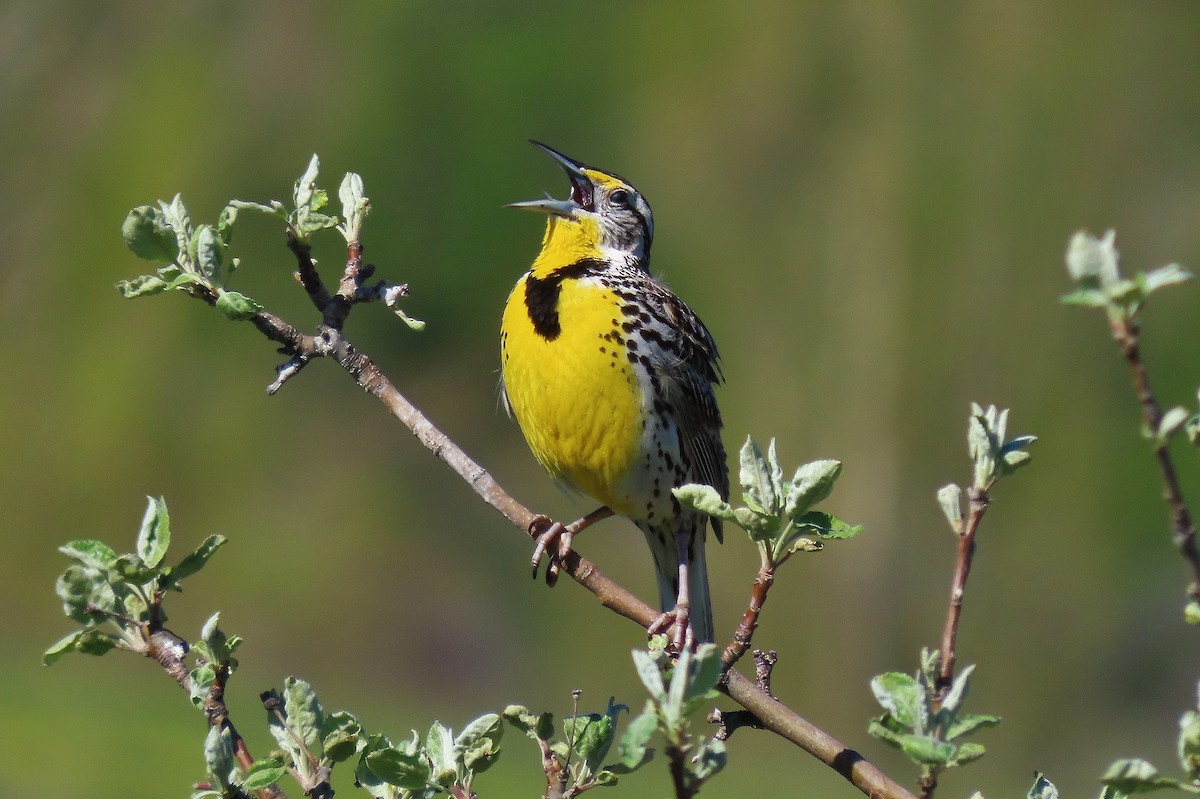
506,140 -> 595,216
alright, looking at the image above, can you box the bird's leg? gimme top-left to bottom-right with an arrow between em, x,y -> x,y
647,531 -> 695,651
529,506 -> 614,586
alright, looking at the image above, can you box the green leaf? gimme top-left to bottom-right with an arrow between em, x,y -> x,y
423,721 -> 455,785
1065,229 -> 1120,290
229,199 -> 289,219
123,205 -> 180,263
689,736 -> 727,782
950,741 -> 986,766
283,676 -> 325,755
56,564 -> 112,624
784,459 -> 842,520
116,274 -> 171,298
366,744 -> 432,790
793,510 -> 862,540
1159,407 -> 1191,443
1141,263 -> 1193,294
295,154 -> 321,211
74,628 -> 120,656
1180,707 -> 1200,778
215,289 -> 263,321
870,672 -> 922,730
940,664 -> 975,715
937,483 -> 963,529
456,713 -> 503,774
616,710 -> 657,770
43,631 -> 83,665
945,713 -> 1001,740
564,713 -> 614,779
321,711 -> 365,763
243,758 -> 287,791
632,648 -> 666,700
137,496 -> 170,569
160,194 -> 193,267
681,643 -> 723,712
502,705 -> 554,741
204,725 -> 237,791
1060,287 -> 1110,307
1187,600 -> 1200,626
897,733 -> 955,766
193,225 -> 226,281
1101,758 -> 1185,793
58,539 -> 118,570
163,534 -> 227,589
672,483 -> 737,521
337,171 -> 369,242
739,437 -> 778,514
354,734 -> 397,799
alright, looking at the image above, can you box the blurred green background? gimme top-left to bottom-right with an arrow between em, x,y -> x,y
4,2 -> 1200,797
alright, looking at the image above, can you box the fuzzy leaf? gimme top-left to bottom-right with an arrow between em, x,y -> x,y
784,459 -> 842,520
937,483 -> 963,529
739,437 -> 777,514
215,290 -> 263,321
945,713 -> 1001,741
137,496 -> 170,569
616,710 -> 657,770
58,539 -> 118,570
204,725 -> 237,791
366,744 -> 432,790
123,205 -> 180,263
163,534 -> 227,590
321,711 -> 365,764
243,759 -> 287,791
632,649 -> 665,700
1101,758 -> 1183,792
871,672 -> 922,730
42,631 -> 83,665
672,484 -> 736,521
116,274 -> 171,298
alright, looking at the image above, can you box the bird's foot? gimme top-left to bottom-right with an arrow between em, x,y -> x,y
648,602 -> 694,653
528,507 -> 613,587
529,515 -> 576,586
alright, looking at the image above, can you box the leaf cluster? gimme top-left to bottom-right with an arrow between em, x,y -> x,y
674,437 -> 861,565
627,642 -> 727,794
1062,229 -> 1192,322
45,496 -> 226,665
1095,680 -> 1200,797
869,650 -> 999,776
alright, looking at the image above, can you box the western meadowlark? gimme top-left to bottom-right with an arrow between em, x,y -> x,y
501,141 -> 728,645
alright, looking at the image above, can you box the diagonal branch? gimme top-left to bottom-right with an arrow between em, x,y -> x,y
186,241 -> 916,799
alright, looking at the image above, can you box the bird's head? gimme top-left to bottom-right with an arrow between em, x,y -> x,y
509,141 -> 654,267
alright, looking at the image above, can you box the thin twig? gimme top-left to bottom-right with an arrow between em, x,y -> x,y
723,549 -> 775,668
936,487 -> 988,695
1109,315 -> 1200,602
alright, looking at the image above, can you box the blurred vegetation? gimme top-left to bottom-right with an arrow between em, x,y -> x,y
5,2 -> 1200,797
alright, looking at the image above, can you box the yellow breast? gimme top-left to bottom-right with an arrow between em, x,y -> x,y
501,271 -> 646,517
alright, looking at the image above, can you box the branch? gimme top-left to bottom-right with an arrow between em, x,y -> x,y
1109,314 -> 1200,602
185,240 -> 916,799
143,628 -> 288,799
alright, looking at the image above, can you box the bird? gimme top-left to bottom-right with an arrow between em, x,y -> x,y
500,141 -> 728,646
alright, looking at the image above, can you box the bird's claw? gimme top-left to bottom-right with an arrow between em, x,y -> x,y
529,515 -> 575,586
647,603 -> 694,652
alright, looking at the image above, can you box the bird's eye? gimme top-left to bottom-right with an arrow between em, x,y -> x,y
609,189 -> 630,207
